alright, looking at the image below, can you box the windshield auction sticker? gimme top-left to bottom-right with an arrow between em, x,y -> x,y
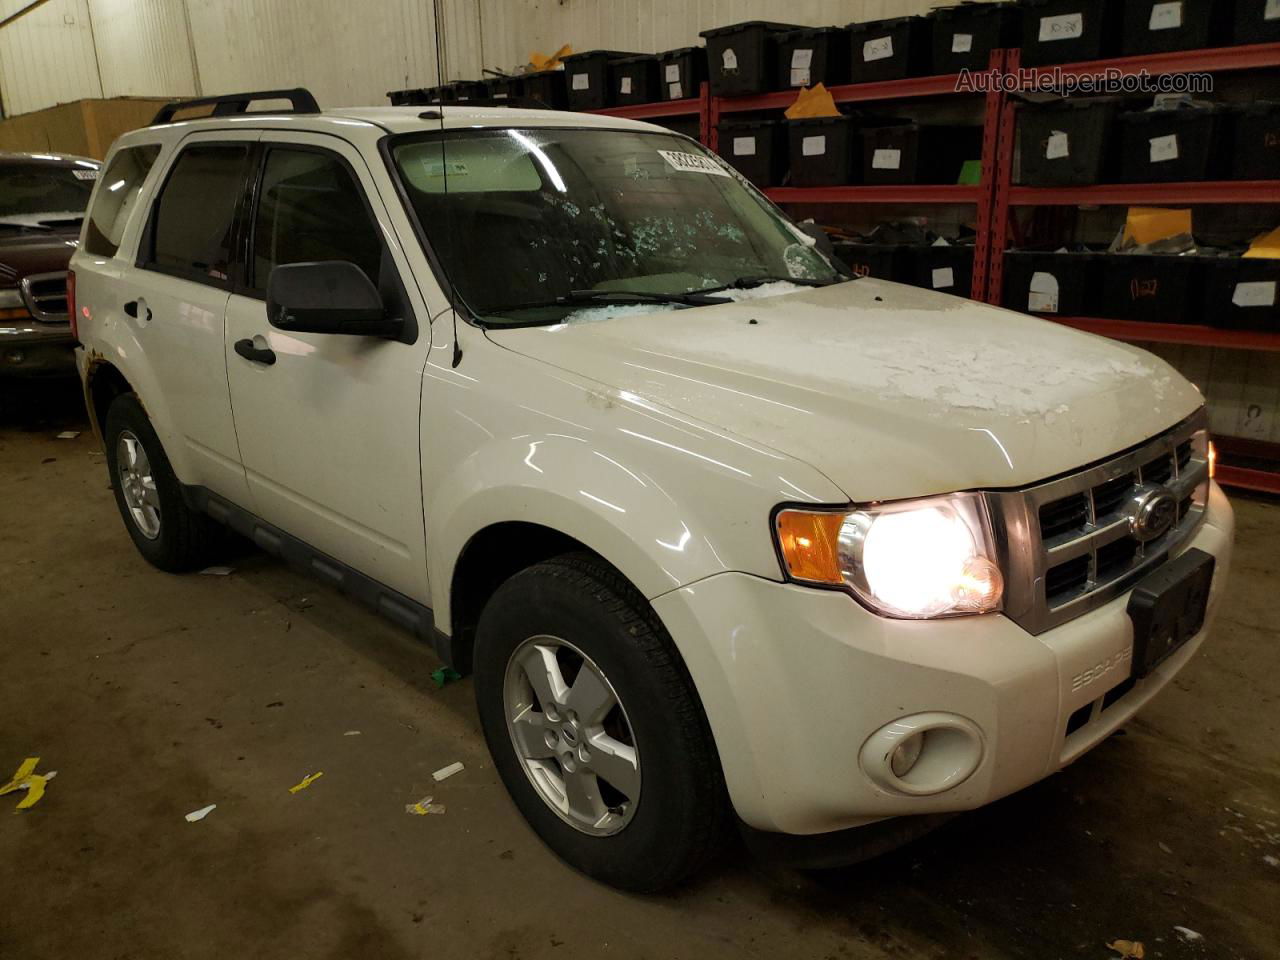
657,150 -> 731,178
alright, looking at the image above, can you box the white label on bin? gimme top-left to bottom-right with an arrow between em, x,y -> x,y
792,48 -> 813,69
658,149 -> 732,177
864,36 -> 894,61
572,72 -> 589,90
1149,1 -> 1183,30
790,67 -> 811,86
733,136 -> 757,156
1266,0 -> 1280,20
872,148 -> 902,169
1039,12 -> 1083,42
952,32 -> 974,53
668,81 -> 683,98
665,63 -> 681,82
722,48 -> 738,71
619,76 -> 632,94
1028,272 -> 1061,313
1045,130 -> 1070,159
1150,134 -> 1179,162
494,92 -> 508,100
1233,280 -> 1277,307
932,267 -> 955,289
802,135 -> 826,156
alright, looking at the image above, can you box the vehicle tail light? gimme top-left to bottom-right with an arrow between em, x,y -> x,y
67,269 -> 78,341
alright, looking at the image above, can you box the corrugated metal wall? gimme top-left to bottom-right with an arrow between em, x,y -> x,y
0,0 -> 102,116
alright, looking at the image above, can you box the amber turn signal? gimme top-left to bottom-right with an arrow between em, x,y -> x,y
775,510 -> 845,585
1208,440 -> 1217,479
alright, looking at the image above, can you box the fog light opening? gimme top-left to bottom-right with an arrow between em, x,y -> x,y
890,732 -> 924,778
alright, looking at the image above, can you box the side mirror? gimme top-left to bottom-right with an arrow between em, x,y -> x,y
266,261 -> 404,338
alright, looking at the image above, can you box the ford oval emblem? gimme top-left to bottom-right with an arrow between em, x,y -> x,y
1129,487 -> 1178,542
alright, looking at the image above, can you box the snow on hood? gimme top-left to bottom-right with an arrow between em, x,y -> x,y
559,281 -> 809,324
486,278 -> 1203,501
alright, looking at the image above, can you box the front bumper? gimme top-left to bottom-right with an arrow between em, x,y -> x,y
652,482 -> 1234,836
0,319 -> 75,376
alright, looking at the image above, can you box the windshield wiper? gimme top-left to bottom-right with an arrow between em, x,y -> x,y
711,275 -> 841,293
494,288 -> 731,314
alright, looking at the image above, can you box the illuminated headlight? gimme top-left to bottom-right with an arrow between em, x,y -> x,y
0,288 -> 24,309
774,493 -> 1004,619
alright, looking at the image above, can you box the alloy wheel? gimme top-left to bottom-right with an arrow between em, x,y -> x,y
116,430 -> 161,540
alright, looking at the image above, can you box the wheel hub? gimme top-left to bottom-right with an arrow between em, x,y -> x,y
116,430 -> 161,540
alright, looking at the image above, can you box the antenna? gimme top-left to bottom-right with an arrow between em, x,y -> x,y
431,0 -> 463,367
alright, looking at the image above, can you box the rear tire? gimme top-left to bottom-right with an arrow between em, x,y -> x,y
474,552 -> 726,892
103,393 -> 219,572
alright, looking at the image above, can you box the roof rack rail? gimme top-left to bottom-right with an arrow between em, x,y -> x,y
151,88 -> 320,125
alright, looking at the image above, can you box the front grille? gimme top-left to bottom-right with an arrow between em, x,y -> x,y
993,410 -> 1210,634
20,270 -> 69,322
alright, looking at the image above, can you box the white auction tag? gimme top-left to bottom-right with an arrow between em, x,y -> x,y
864,36 -> 894,61
1149,1 -> 1183,30
619,77 -> 632,94
802,135 -> 826,156
872,148 -> 901,169
1149,134 -> 1179,163
1028,271 -> 1061,313
790,67 -> 810,86
733,136 -> 756,156
73,168 -> 99,180
665,63 -> 680,82
792,48 -> 813,69
722,48 -> 738,70
1046,130 -> 1070,159
668,81 -> 683,98
932,267 -> 955,289
1233,280 -> 1277,307
658,149 -> 732,177
1039,12 -> 1083,42
952,33 -> 973,53
572,73 -> 589,90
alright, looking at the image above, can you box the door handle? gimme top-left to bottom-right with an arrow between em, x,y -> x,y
124,299 -> 152,322
234,338 -> 277,366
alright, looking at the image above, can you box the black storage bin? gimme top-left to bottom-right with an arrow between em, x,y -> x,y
832,241 -> 915,281
1003,251 -> 1104,315
1232,0 -> 1280,45
1016,99 -> 1118,185
862,122 -> 983,185
847,17 -> 932,83
931,3 -> 1020,74
521,70 -> 568,109
1017,0 -> 1123,67
1098,254 -> 1204,323
1230,101 -> 1280,180
562,50 -> 642,110
788,115 -> 860,186
1121,0 -> 1226,56
656,116 -> 702,141
611,54 -> 661,106
699,22 -> 800,96
1201,257 -> 1280,331
445,80 -> 487,103
484,75 -> 523,102
657,46 -> 706,101
911,243 -> 976,298
776,26 -> 850,90
388,87 -> 436,106
717,119 -> 787,186
1118,107 -> 1223,183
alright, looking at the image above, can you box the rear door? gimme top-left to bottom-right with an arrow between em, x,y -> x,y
222,133 -> 434,602
126,132 -> 260,501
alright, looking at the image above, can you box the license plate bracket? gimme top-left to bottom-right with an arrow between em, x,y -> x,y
1127,548 -> 1215,677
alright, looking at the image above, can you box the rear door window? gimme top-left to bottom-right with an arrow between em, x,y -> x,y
144,143 -> 253,286
84,145 -> 159,257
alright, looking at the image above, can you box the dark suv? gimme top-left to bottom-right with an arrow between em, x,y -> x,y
0,150 -> 100,376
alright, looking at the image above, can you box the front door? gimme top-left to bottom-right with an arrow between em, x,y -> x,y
223,134 -> 434,602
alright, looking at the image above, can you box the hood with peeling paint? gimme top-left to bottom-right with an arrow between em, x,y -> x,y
485,278 -> 1203,502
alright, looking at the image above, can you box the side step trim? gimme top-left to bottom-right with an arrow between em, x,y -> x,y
182,484 -> 459,668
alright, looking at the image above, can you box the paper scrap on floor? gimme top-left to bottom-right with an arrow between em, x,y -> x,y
1107,939 -> 1144,959
1,757 -> 55,811
185,804 -> 216,822
199,566 -> 235,576
432,761 -> 464,782
56,431 -> 80,440
288,771 -> 324,794
406,795 -> 446,816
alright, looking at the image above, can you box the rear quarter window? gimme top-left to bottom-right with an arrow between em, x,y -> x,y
84,145 -> 160,257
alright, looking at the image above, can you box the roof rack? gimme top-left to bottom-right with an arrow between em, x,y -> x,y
151,88 -> 320,125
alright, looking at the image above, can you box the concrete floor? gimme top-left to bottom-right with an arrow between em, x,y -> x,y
1,377 -> 1277,960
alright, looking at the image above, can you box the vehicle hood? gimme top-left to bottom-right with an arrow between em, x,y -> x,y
485,279 -> 1203,502
0,232 -> 77,281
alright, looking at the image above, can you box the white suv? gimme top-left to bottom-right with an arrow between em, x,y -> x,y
72,89 -> 1234,891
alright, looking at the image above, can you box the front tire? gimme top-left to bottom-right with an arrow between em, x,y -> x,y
103,393 -> 218,572
474,553 -> 726,891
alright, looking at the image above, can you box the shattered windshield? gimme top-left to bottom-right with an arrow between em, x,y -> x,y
389,127 -> 842,324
